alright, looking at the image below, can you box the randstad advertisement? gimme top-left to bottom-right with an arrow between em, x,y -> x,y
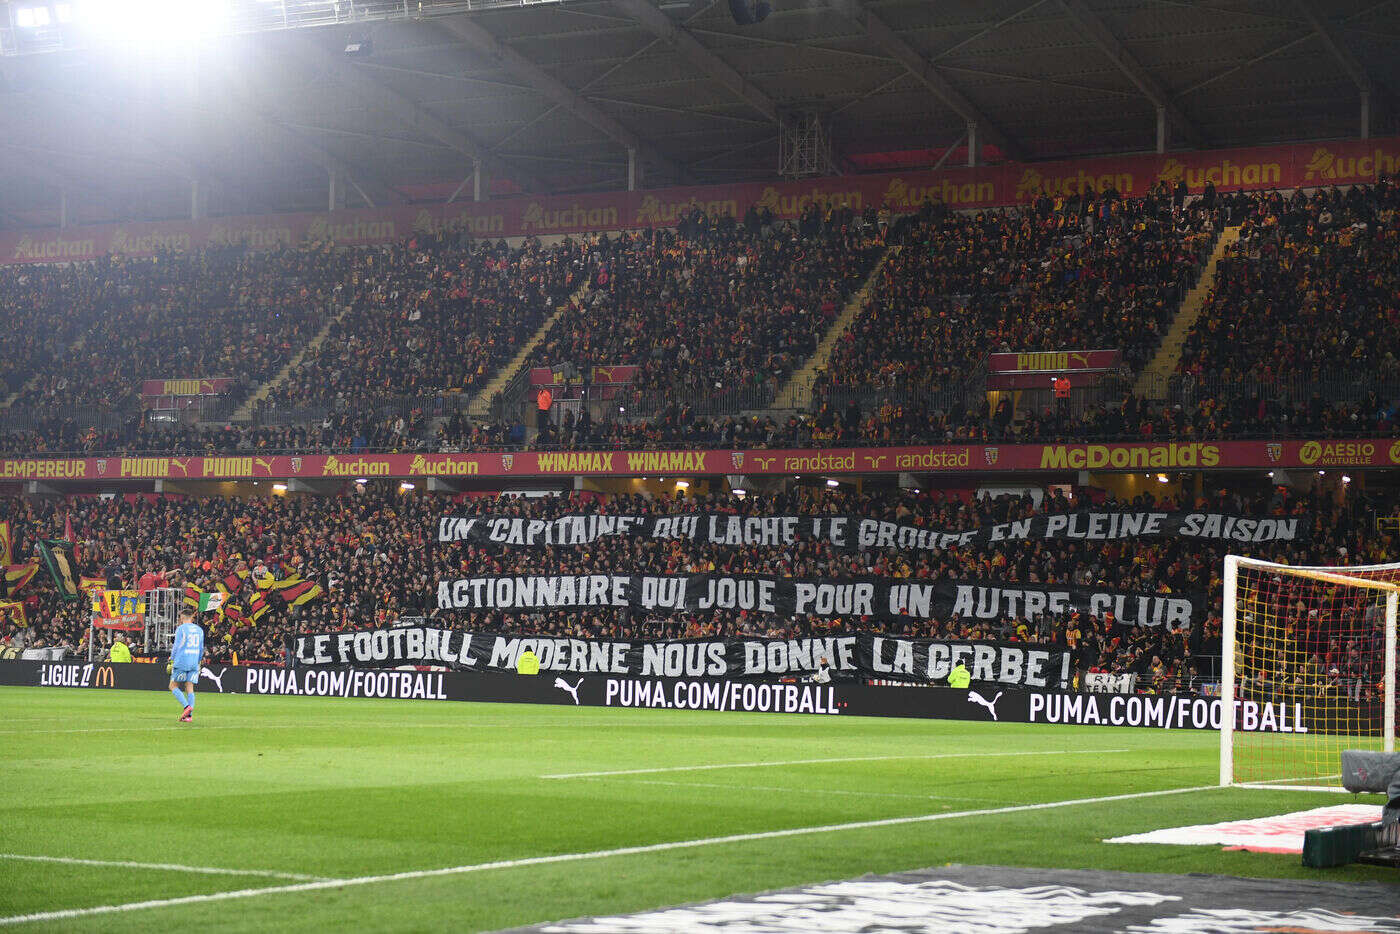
0,441 -> 1394,483
2,137 -> 1396,264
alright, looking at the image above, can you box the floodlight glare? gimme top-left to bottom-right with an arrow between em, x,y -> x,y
71,0 -> 234,45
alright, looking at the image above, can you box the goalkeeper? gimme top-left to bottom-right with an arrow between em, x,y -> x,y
167,609 -> 205,723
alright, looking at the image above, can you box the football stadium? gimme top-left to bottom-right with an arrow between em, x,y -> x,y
1,0 -> 1399,930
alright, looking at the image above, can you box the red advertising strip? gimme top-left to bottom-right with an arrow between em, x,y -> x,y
987,350 -> 1121,374
3,138 -> 1397,265
987,350 -> 1122,389
0,440 -> 1394,482
140,378 -> 235,397
528,365 -> 638,387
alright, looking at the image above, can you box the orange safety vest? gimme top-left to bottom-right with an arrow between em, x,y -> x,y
537,388 -> 553,412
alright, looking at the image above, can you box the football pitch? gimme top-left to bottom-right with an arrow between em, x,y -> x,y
1,687 -> 1394,932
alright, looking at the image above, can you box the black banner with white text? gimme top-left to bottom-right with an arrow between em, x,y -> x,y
434,573 -> 1204,628
5,661 -> 1374,734
437,510 -> 1308,551
290,627 -> 1075,688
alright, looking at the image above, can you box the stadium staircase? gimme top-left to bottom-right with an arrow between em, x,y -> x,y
1133,225 -> 1241,400
466,276 -> 596,418
2,332 -> 92,409
770,244 -> 897,411
229,305 -> 351,423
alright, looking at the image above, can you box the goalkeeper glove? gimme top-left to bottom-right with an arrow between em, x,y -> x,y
165,660 -> 172,675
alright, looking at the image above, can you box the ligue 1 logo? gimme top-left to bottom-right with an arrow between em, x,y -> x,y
984,447 -> 999,466
1265,443 -> 1282,463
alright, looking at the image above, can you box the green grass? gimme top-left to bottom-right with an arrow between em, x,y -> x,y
0,687 -> 1394,932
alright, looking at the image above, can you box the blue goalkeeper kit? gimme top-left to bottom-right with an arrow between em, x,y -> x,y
171,622 -> 205,679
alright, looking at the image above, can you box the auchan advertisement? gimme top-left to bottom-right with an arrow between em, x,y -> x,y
2,137 -> 1397,265
0,440 -> 1395,482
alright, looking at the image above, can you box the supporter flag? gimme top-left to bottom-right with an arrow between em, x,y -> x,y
247,592 -> 271,624
262,573 -> 305,593
80,576 -> 106,595
223,602 -> 246,626
220,572 -> 244,595
0,600 -> 25,628
196,591 -> 225,613
35,540 -> 79,602
278,579 -> 325,607
5,561 -> 39,595
0,521 -> 12,567
182,584 -> 201,609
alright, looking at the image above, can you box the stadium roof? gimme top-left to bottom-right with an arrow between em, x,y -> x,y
0,0 -> 1396,229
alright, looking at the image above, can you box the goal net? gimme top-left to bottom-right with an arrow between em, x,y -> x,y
1221,556 -> 1397,790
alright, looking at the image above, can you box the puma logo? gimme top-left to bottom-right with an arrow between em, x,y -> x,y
200,666 -> 227,692
254,457 -> 275,475
967,689 -> 1002,720
553,677 -> 582,705
169,458 -> 191,477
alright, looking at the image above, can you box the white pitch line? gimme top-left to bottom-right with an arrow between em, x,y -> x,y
627,779 -> 985,802
540,748 -> 1132,779
0,783 -> 1219,928
0,854 -> 332,882
0,720 -> 597,736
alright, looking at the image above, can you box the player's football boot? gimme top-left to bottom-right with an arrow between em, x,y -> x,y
180,706 -> 192,722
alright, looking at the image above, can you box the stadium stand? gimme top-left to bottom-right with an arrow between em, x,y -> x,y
1177,180 -> 1400,382
524,208 -> 884,424
0,185 -> 1394,456
263,231 -> 593,419
7,244 -> 346,414
1,482 -> 1389,699
815,187 -> 1213,401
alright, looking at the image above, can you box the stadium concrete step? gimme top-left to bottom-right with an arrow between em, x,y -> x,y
1133,225 -> 1241,400
229,305 -> 351,423
466,276 -> 595,419
771,244 -> 897,411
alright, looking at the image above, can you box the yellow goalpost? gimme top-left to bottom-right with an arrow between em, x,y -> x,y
1221,555 -> 1398,790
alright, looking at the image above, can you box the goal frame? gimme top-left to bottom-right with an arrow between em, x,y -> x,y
1219,554 -> 1397,789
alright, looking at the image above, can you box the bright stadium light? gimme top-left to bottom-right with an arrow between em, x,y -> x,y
826,479 -> 840,488
70,0 -> 234,45
271,483 -> 287,492
16,6 -> 51,27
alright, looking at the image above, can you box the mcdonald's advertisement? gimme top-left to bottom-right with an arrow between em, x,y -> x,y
0,440 -> 1396,484
1,136 -> 1397,265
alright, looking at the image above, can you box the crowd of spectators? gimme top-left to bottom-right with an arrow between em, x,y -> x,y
525,209 -> 883,423
0,261 -> 105,400
6,242 -> 350,414
0,182 -> 1395,458
815,184 -> 1217,404
1178,178 -> 1400,382
264,231 -> 591,414
1,479 -> 1388,696
0,379 -> 1392,459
